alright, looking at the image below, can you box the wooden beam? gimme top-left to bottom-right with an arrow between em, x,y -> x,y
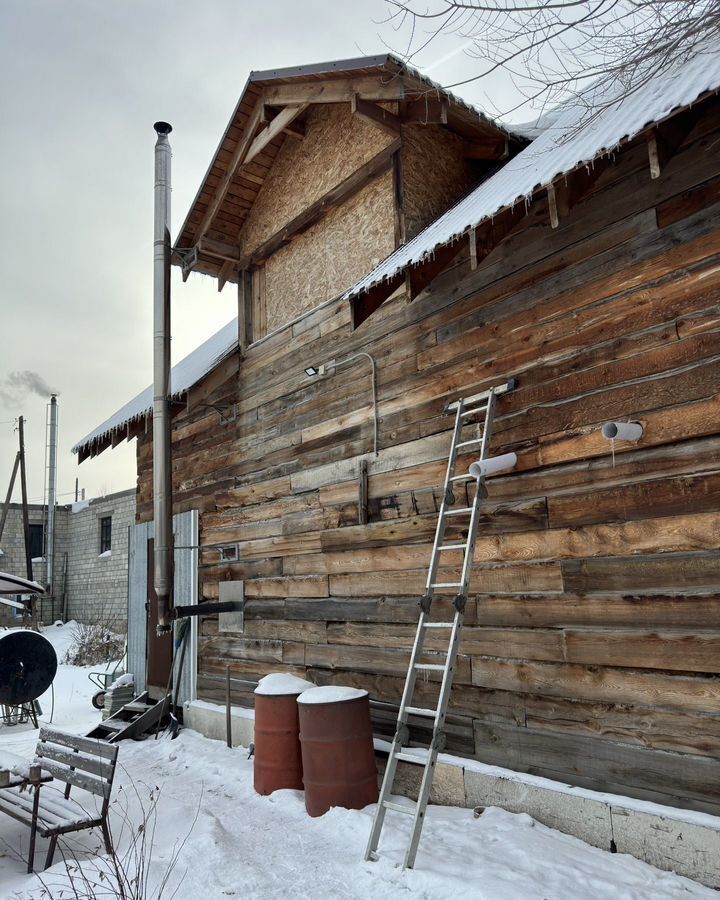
648,133 -> 662,180
262,76 -> 405,106
647,109 -> 701,180
238,270 -> 253,353
245,104 -> 308,166
358,459 -> 368,525
402,96 -> 448,125
199,237 -> 240,263
252,265 -> 266,341
464,136 -> 508,160
469,225 -> 478,269
350,272 -> 405,329
392,149 -> 406,247
547,183 -> 561,229
192,99 -> 265,244
186,353 -> 240,414
261,103 -> 306,139
350,95 -> 401,137
237,138 -> 400,271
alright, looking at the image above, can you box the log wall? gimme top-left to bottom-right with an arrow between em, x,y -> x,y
136,99 -> 720,814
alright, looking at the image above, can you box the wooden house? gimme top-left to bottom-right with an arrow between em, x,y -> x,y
74,53 -> 720,818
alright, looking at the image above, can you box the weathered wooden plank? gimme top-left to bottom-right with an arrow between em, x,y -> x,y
474,593 -> 720,629
473,511 -> 720,564
561,552 -> 720,595
327,622 -> 565,662
243,576 -> 329,598
200,636 -> 283,663
472,721 -> 720,813
563,628 -> 720,673
305,643 -> 473,684
471,656 -> 719,712
329,563 -> 563,596
547,471 -> 720,528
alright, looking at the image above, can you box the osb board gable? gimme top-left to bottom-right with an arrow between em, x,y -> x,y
264,172 -> 395,335
401,124 -> 475,240
238,104 -> 394,257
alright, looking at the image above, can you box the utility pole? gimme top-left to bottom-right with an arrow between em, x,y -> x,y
17,417 -> 32,582
17,416 -> 39,629
0,452 -> 20,544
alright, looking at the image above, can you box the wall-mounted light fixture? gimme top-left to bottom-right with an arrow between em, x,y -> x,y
304,352 -> 379,455
601,421 -> 643,442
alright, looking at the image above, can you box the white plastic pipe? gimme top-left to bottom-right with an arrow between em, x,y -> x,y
469,452 -> 518,479
601,421 -> 643,442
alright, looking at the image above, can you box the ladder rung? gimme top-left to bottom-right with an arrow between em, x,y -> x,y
431,582 -> 463,588
383,801 -> 416,815
422,622 -> 453,629
438,543 -> 467,551
457,438 -> 485,448
404,706 -> 437,718
449,474 -> 474,482
414,663 -> 445,671
444,506 -> 473,516
395,750 -> 429,764
460,406 -> 487,417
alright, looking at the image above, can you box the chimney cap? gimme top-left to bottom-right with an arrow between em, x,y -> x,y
153,121 -> 172,135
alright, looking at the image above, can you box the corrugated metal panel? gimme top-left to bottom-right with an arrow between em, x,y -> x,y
73,319 -> 237,454
345,46 -> 720,300
126,510 -> 198,703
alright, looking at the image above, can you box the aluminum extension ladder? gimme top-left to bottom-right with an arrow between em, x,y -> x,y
365,378 -> 516,870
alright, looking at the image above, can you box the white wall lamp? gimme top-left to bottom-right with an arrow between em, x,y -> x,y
304,352 -> 379,456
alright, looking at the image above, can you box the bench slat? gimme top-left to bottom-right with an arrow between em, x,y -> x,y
36,761 -> 111,799
38,727 -> 118,761
35,744 -> 114,780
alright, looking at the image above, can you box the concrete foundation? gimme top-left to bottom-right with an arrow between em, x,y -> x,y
184,700 -> 720,890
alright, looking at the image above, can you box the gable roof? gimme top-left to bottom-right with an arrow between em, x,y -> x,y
72,318 -> 238,458
172,53 -> 520,285
344,44 -> 720,310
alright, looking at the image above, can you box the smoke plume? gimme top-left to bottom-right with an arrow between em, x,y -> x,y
0,371 -> 60,407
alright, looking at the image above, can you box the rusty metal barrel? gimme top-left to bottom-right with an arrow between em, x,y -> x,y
298,686 -> 378,817
253,673 -> 314,796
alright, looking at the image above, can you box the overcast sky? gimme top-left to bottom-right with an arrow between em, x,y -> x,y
0,0 -> 518,507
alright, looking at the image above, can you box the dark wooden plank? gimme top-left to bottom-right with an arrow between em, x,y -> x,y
473,721 -> 720,813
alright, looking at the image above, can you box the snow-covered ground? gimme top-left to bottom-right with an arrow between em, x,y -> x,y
0,623 -> 715,899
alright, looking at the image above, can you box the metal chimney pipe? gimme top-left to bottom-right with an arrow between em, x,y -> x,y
46,395 -> 58,599
152,121 -> 174,634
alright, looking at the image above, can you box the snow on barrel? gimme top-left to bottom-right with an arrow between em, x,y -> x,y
253,673 -> 314,796
297,686 -> 378,817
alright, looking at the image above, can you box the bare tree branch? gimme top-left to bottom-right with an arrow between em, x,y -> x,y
383,0 -> 720,122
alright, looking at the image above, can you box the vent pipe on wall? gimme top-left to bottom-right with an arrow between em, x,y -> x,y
152,121 -> 174,634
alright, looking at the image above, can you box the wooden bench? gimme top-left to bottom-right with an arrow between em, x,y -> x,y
0,727 -> 119,872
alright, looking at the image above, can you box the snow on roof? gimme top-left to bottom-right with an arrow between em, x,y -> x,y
72,318 -> 238,454
345,45 -> 720,301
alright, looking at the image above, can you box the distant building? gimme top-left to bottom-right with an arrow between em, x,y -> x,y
0,488 -> 135,629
